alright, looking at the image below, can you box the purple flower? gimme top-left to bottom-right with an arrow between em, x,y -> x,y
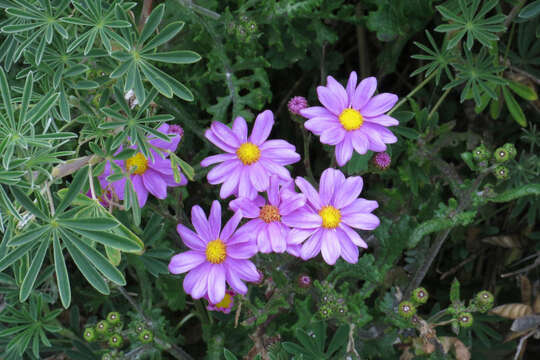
168,201 -> 260,304
288,96 -> 308,115
300,72 -> 399,166
283,168 -> 380,265
230,176 -> 306,254
201,110 -> 301,200
372,152 -> 391,170
206,289 -> 235,314
100,124 -> 187,207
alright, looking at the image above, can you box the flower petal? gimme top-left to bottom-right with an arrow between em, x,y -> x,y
333,175 -> 363,209
321,229 -> 341,265
221,209 -> 243,242
238,166 -> 258,199
304,117 -> 339,136
295,176 -> 322,209
361,93 -> 398,117
351,131 -> 369,155
352,77 -> 377,110
191,205 -> 213,242
267,175 -> 280,206
249,161 -> 269,192
249,110 -> 274,145
300,106 -> 335,119
184,263 -> 210,299
341,199 -> 379,217
207,264 -> 226,304
229,197 -> 260,218
211,121 -> 241,147
169,251 -> 206,274
281,208 -> 322,229
201,153 -> 237,167
319,168 -> 338,205
219,167 -> 241,199
232,116 -> 248,143
142,169 -> 167,199
286,228 -> 317,245
208,200 -> 221,239
363,123 -> 398,143
338,233 -> 359,263
132,175 -> 149,207
207,160 -> 241,185
278,192 -> 306,216
177,224 -> 207,250
268,222 -> 287,253
364,114 -> 399,126
335,134 -> 354,167
205,129 -> 236,153
225,266 -> 248,294
320,126 -> 346,145
300,229 -> 323,260
228,241 -> 258,259
345,71 -> 358,104
339,224 -> 368,248
326,76 -> 348,107
317,85 -> 346,115
342,213 -> 380,230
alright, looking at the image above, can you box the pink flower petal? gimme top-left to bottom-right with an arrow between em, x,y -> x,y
142,169 -> 167,199
320,126 -> 346,145
335,134 -> 354,167
361,93 -> 398,117
341,199 -> 379,217
352,77 -> 377,110
225,266 -> 248,294
321,229 -> 341,265
326,76 -> 348,107
268,222 -> 287,253
317,86 -> 346,115
177,224 -> 207,250
364,114 -> 399,126
338,234 -> 359,264
207,160 -> 241,185
341,213 -> 380,230
345,71 -> 358,104
221,210 -> 243,242
227,241 -> 258,259
232,116 -> 248,143
319,168 -> 338,205
282,208 -> 321,229
229,197 -> 260,218
205,129 -> 236,153
339,224 -> 368,248
184,263 -> 210,299
333,176 -> 363,209
300,229 -> 323,260
168,251 -> 206,274
207,264 -> 226,304
258,159 -> 292,180
191,205 -> 213,242
267,175 -> 280,206
211,121 -> 241,148
238,166 -> 257,199
351,132 -> 369,154
208,201 -> 221,239
132,175 -> 149,207
249,110 -> 274,145
248,162 -> 269,192
300,106 -> 335,119
219,167 -> 241,199
286,228 -> 317,245
304,117 -> 339,136
200,153 -> 237,167
295,177 -> 322,209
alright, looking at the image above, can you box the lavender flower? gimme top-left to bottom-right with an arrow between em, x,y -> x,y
301,72 -> 399,166
288,96 -> 308,115
372,152 -> 391,170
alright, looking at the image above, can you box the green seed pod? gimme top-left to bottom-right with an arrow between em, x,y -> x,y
134,321 -> 145,334
412,287 -> 429,305
493,147 -> 509,163
503,143 -> 517,159
83,327 -> 96,342
95,320 -> 109,335
493,165 -> 509,180
318,304 -> 333,319
472,145 -> 490,161
458,312 -> 473,327
108,333 -> 124,348
475,291 -> 494,312
139,329 -> 154,344
106,312 -> 121,325
398,301 -> 416,319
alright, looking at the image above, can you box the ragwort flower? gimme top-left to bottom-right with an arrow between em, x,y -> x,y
300,72 -> 399,166
168,201 -> 260,304
283,168 -> 380,265
201,110 -> 301,200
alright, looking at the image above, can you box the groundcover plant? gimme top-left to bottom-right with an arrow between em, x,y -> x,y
0,0 -> 539,359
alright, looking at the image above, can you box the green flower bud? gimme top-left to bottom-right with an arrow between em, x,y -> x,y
493,147 -> 509,163
503,143 -> 517,159
106,312 -> 121,325
475,291 -> 494,312
101,353 -> 113,360
493,165 -> 509,180
108,333 -> 124,348
113,320 -> 124,332
458,312 -> 473,328
83,327 -> 96,342
412,287 -> 429,305
473,145 -> 490,162
139,329 -> 154,344
398,301 -> 416,319
95,320 -> 110,335
318,304 -> 333,319
134,321 -> 145,334
337,305 -> 348,315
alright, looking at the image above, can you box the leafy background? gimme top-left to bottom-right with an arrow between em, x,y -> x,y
0,0 -> 539,359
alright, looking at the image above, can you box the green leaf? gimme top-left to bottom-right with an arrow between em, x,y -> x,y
502,86 -> 526,127
139,61 -> 173,98
508,80 -> 538,101
393,126 -> 420,139
11,187 -> 48,220
450,278 -> 460,303
56,166 -> 89,214
9,226 -> 51,246
488,183 -> 540,203
20,238 -> 50,301
34,132 -> 77,140
142,50 -> 201,64
143,21 -> 184,50
57,217 -> 118,231
0,241 -> 36,272
53,233 -> 71,308
140,4 -> 165,45
26,91 -> 60,124
460,152 -> 477,171
223,349 -> 239,360
0,67 -> 14,127
19,70 -> 33,123
519,0 -> 540,19
69,228 -> 142,252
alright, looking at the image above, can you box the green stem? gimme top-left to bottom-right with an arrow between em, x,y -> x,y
428,87 -> 451,120
388,71 -> 437,116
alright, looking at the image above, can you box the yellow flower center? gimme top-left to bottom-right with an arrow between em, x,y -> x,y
339,108 -> 363,131
259,205 -> 281,223
214,292 -> 233,309
236,142 -> 261,165
319,206 -> 341,229
205,239 -> 227,264
126,152 -> 148,175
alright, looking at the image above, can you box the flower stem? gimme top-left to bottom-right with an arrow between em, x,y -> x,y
388,71 -> 437,116
427,87 -> 451,120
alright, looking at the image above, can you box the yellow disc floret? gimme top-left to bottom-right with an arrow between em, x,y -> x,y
205,239 -> 227,264
236,142 -> 261,165
214,292 -> 233,308
126,152 -> 148,175
259,205 -> 281,223
319,206 -> 341,229
339,108 -> 364,131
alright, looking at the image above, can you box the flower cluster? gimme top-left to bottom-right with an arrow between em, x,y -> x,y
169,71 -> 396,305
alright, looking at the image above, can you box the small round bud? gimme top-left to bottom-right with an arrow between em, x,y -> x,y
108,333 -> 124,348
95,320 -> 109,335
493,147 -> 509,163
319,304 -> 333,319
412,287 -> 429,305
139,329 -> 154,344
337,305 -> 348,315
106,312 -> 121,325
83,327 -> 96,342
503,143 -> 516,159
245,20 -> 257,33
101,353 -> 113,360
475,291 -> 494,312
288,96 -> 308,116
472,145 -> 490,162
297,274 -> 312,288
398,301 -> 416,319
134,321 -> 145,334
372,152 -> 391,170
321,294 -> 336,305
493,165 -> 509,180
458,312 -> 473,328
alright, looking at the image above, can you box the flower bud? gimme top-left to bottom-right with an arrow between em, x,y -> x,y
372,152 -> 391,170
398,301 -> 416,319
83,327 -> 96,342
475,290 -> 494,312
106,312 -> 121,325
297,274 -> 312,289
95,320 -> 110,335
493,165 -> 509,180
457,312 -> 473,328
472,145 -> 490,161
503,143 -> 516,159
287,96 -> 308,116
493,147 -> 509,163
101,353 -> 113,360
319,304 -> 333,319
139,329 -> 154,344
411,287 -> 429,305
108,333 -> 124,348
134,321 -> 145,334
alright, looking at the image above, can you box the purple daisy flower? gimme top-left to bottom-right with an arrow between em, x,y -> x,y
230,176 -> 306,254
200,110 -> 301,200
100,124 -> 187,207
168,201 -> 260,304
300,71 -> 399,166
282,168 -> 380,265
206,289 -> 235,314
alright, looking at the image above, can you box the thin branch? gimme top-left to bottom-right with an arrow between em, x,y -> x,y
355,3 -> 369,78
138,0 -> 153,31
45,183 -> 55,216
